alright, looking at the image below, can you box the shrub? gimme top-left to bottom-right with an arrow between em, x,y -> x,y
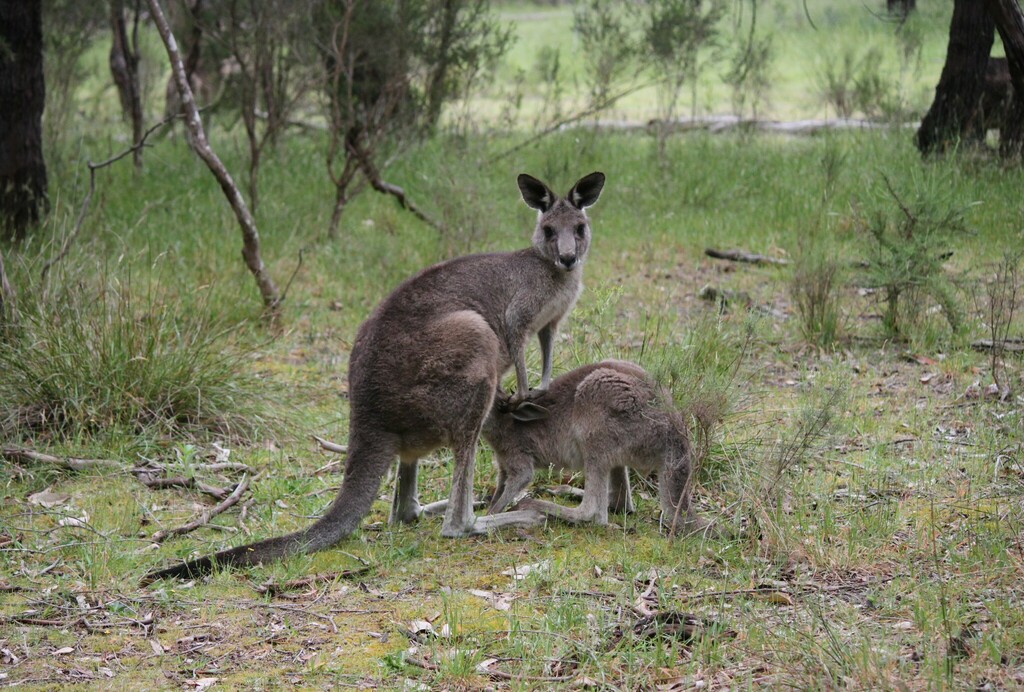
856,175 -> 970,339
0,274 -> 279,443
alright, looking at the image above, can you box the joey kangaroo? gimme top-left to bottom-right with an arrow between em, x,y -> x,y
482,359 -> 709,533
143,171 -> 605,583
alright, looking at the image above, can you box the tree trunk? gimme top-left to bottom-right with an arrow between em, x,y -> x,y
984,0 -> 1024,156
109,0 -> 145,170
147,0 -> 281,315
0,0 -> 47,241
916,0 -> 995,154
424,0 -> 459,132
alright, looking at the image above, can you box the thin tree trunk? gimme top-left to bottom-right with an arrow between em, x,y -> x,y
424,0 -> 459,132
916,0 -> 995,154
984,0 -> 1024,156
109,0 -> 144,171
0,246 -> 14,329
0,0 -> 47,241
147,0 -> 280,314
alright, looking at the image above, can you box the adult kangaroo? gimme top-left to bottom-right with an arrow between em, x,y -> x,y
143,172 -> 605,583
483,360 -> 710,534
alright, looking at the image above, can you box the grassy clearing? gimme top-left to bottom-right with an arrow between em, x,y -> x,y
2,125 -> 1022,689
2,1 -> 1024,687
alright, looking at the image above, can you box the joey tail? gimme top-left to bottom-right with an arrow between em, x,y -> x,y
141,435 -> 395,584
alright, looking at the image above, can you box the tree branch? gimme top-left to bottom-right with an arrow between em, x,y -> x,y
41,115 -> 179,285
147,0 -> 280,316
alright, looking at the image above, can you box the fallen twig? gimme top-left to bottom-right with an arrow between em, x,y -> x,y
313,435 -> 347,454
254,567 -> 370,596
705,248 -> 790,266
1,447 -> 121,472
972,338 -> 1024,353
150,473 -> 250,543
134,473 -> 230,501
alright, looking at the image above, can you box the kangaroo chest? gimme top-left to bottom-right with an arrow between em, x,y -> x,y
526,276 -> 582,333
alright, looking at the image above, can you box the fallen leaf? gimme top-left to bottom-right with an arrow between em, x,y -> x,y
757,590 -> 795,606
53,646 -> 75,656
408,620 -> 435,637
919,373 -> 935,384
467,589 -> 514,611
501,560 -> 550,580
28,489 -> 71,508
150,639 -> 165,655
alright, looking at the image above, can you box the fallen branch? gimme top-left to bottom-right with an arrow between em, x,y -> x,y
254,567 -> 370,596
150,473 -> 250,543
1,447 -> 121,472
972,338 -> 1024,353
705,248 -> 790,266
134,473 -> 230,501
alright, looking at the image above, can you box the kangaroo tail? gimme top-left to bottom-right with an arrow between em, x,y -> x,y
141,434 -> 395,585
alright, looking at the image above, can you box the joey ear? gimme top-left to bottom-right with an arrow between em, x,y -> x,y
567,171 -> 605,209
510,402 -> 550,422
517,174 -> 555,212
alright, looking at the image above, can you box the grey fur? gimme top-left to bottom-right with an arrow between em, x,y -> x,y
142,172 -> 604,583
482,360 -> 709,533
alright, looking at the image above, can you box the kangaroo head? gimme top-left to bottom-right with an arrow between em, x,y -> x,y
518,172 -> 605,271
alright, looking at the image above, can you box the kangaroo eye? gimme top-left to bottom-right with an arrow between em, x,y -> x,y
542,225 -> 556,240
575,223 -> 586,237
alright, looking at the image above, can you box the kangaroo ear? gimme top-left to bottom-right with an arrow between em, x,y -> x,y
510,402 -> 550,422
567,171 -> 605,209
517,174 -> 555,212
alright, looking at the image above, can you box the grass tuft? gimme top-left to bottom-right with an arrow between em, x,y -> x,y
0,268 -> 280,443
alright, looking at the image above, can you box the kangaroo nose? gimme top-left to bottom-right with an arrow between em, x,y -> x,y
559,253 -> 577,268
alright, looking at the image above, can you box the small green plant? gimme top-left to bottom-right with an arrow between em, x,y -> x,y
723,8 -> 774,121
640,0 -> 727,156
791,247 -> 844,348
573,0 -> 639,108
818,44 -> 897,119
985,248 -> 1022,396
791,140 -> 847,348
638,313 -> 752,481
856,175 -> 970,339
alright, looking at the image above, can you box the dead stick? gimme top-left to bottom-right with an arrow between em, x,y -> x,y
705,248 -> 790,266
1,447 -> 121,472
150,473 -> 250,543
313,435 -> 347,454
135,475 -> 230,501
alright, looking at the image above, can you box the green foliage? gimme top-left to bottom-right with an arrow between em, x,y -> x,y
817,45 -> 898,119
791,141 -> 848,348
0,269 -> 280,443
641,0 -> 727,119
856,175 -> 971,339
791,245 -> 844,348
573,0 -> 639,106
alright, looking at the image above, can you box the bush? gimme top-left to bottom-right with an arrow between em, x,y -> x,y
0,274 -> 279,443
856,176 -> 970,339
